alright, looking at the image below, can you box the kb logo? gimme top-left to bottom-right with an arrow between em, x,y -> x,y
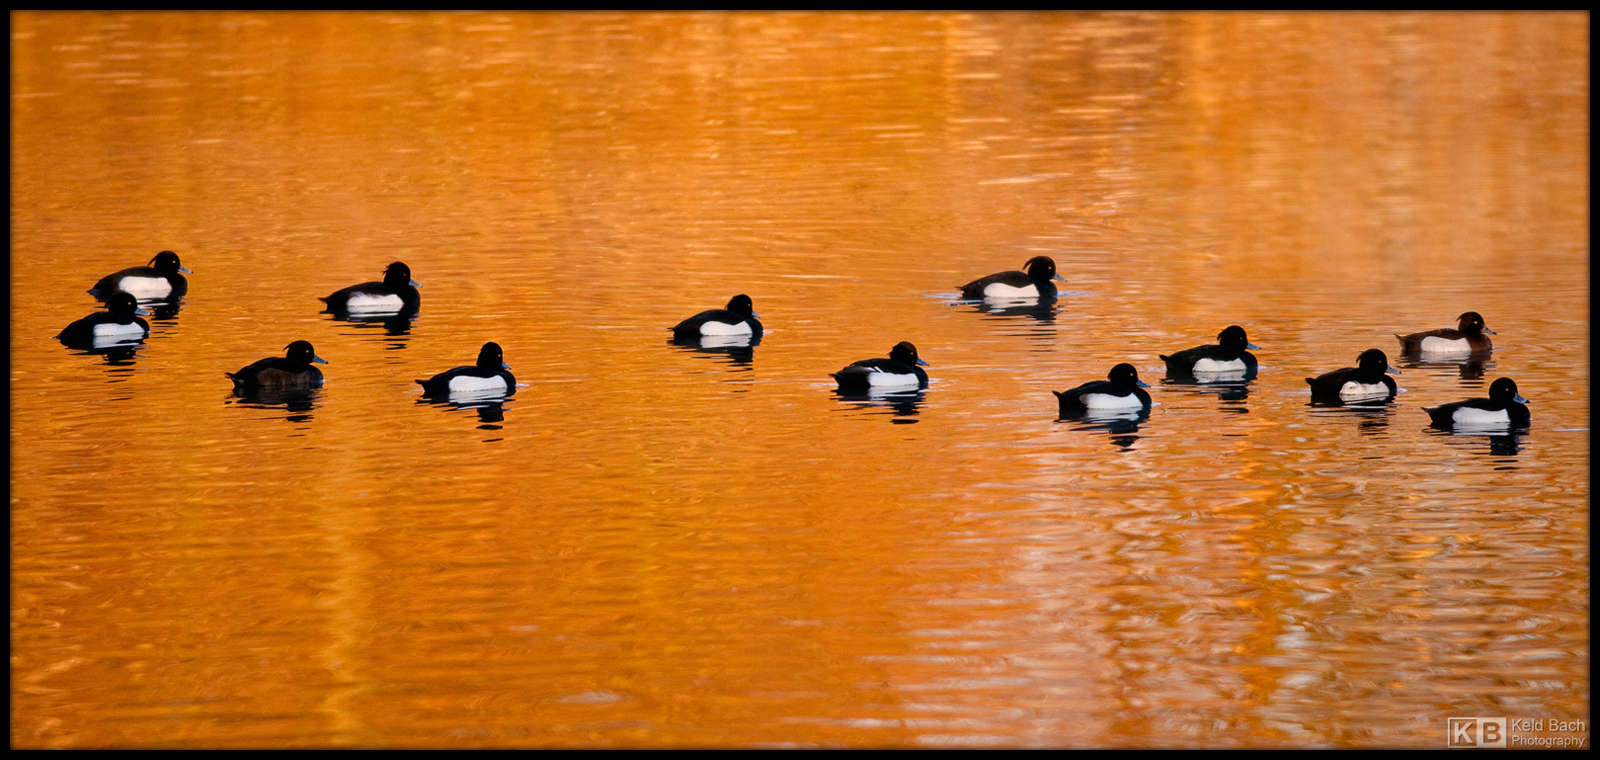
1448,717 -> 1507,748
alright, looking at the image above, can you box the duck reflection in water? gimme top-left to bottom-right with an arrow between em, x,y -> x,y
1057,410 -> 1149,451
61,342 -> 146,366
1160,375 -> 1252,409
96,345 -> 145,365
959,292 -> 1059,325
1397,355 -> 1491,382
229,387 -> 322,417
417,395 -> 510,428
1306,401 -> 1396,437
326,306 -> 419,337
1427,427 -> 1525,458
142,298 -> 184,320
1307,393 -> 1397,410
667,332 -> 760,367
832,388 -> 925,421
1487,433 -> 1524,456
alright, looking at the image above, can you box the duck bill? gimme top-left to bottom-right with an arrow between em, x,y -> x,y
1246,342 -> 1262,350
312,355 -> 330,364
410,279 -> 422,288
1387,367 -> 1401,375
916,358 -> 930,367
1514,394 -> 1529,404
502,362 -> 513,370
1136,380 -> 1151,388
179,266 -> 194,274
134,306 -> 152,316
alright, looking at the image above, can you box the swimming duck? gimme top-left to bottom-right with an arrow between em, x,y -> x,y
1054,363 -> 1152,416
227,340 -> 328,390
833,341 -> 929,392
87,250 -> 191,301
1395,311 -> 1495,355
55,292 -> 151,347
319,262 -> 420,315
1423,377 -> 1530,429
958,256 -> 1066,300
671,295 -> 763,340
416,342 -> 516,398
1306,349 -> 1401,402
1161,325 -> 1260,377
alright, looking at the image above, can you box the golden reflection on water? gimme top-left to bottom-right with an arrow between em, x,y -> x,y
11,11 -> 1589,748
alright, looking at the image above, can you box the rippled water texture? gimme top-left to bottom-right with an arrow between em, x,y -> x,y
11,12 -> 1588,748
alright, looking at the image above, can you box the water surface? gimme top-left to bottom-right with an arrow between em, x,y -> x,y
11,11 -> 1588,748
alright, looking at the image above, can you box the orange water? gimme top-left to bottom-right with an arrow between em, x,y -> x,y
12,12 -> 1588,748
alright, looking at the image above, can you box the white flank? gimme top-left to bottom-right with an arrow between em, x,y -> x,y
449,375 -> 509,394
866,369 -> 921,388
93,322 -> 147,339
699,320 -> 753,336
445,376 -> 510,402
1451,407 -> 1511,427
1080,392 -> 1144,410
344,293 -> 404,312
1191,358 -> 1247,373
117,276 -> 172,299
1339,381 -> 1391,400
982,282 -> 1040,298
1419,336 -> 1472,353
